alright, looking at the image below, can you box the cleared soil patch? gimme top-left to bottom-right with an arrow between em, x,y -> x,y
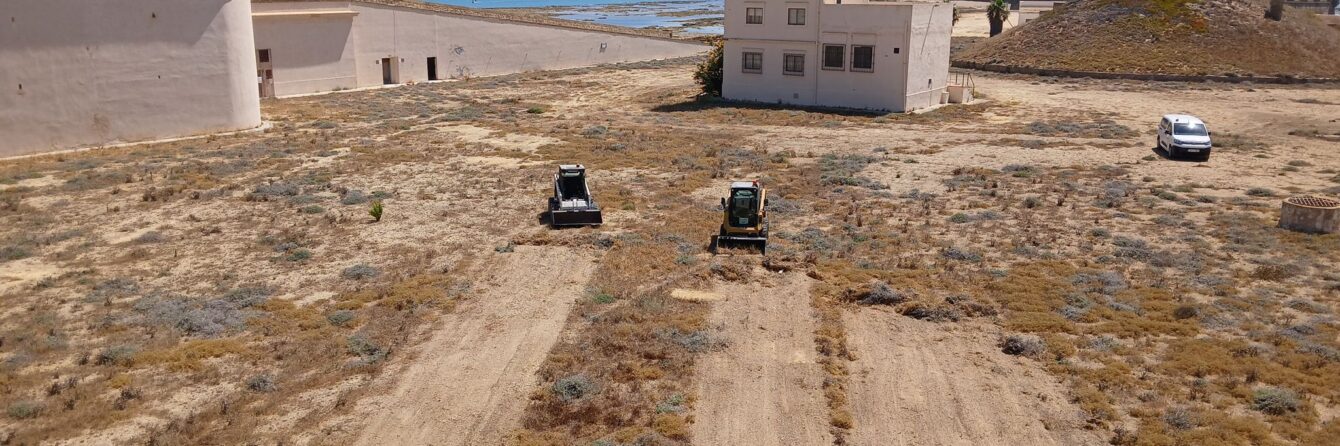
351,246 -> 597,445
692,273 -> 834,446
844,308 -> 1104,446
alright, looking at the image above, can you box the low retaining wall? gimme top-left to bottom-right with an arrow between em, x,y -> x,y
951,60 -> 1340,84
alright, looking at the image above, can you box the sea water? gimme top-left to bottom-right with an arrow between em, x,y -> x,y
428,0 -> 724,34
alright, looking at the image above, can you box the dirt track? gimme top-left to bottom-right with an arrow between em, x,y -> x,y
844,308 -> 1104,446
692,273 -> 834,446
351,246 -> 597,446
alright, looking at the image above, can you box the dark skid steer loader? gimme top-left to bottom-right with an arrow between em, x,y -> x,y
548,164 -> 603,227
711,180 -> 767,254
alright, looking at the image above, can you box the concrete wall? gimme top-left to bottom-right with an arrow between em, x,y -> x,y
725,0 -> 818,42
723,0 -> 949,112
253,2 -> 358,96
0,0 -> 262,157
253,1 -> 707,96
901,3 -> 952,111
724,39 -> 819,105
815,4 -> 914,111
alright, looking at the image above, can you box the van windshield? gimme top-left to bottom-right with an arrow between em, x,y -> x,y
1173,123 -> 1208,136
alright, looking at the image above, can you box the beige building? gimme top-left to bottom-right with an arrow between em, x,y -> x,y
252,0 -> 707,97
1,0 -> 702,156
0,0 -> 263,157
722,0 -> 953,112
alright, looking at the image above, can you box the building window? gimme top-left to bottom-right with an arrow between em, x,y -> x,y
822,44 -> 845,70
742,51 -> 763,73
746,7 -> 763,24
788,8 -> 805,25
783,53 -> 805,76
257,49 -> 271,64
852,45 -> 874,72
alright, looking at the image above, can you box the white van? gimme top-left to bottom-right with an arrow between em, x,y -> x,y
1157,114 -> 1212,161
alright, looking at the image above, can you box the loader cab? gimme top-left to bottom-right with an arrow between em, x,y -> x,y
726,185 -> 759,228
557,165 -> 589,202
721,181 -> 766,229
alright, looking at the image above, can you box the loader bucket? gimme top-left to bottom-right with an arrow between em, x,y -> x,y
550,208 -> 603,226
712,235 -> 767,255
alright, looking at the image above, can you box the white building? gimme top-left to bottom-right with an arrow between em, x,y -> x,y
0,0 -> 703,157
0,0 -> 263,157
722,0 -> 953,112
252,0 -> 708,97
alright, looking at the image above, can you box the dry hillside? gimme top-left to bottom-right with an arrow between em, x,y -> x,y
956,0 -> 1340,77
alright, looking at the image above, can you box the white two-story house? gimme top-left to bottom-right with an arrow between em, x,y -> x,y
722,0 -> 953,112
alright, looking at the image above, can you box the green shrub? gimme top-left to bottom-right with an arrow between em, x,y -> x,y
327,310 -> 357,327
286,248 -> 312,262
1245,187 -> 1276,197
552,374 -> 597,402
341,264 -> 380,280
591,293 -> 616,304
693,39 -> 724,96
369,200 -> 384,222
942,246 -> 983,262
7,401 -> 43,419
346,334 -> 387,367
1252,387 -> 1300,415
1001,334 -> 1046,357
247,374 -> 277,393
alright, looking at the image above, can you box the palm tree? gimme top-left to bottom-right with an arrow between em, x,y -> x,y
987,0 -> 1010,37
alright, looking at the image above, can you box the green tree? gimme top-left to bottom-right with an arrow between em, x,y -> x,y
987,0 -> 1010,37
694,38 -> 724,97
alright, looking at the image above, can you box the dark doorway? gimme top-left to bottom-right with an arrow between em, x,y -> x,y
427,57 -> 439,81
256,49 -> 275,98
381,58 -> 394,84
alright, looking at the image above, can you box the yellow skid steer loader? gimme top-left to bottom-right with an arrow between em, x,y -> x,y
711,180 -> 767,254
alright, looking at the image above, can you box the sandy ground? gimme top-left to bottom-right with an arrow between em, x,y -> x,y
844,308 -> 1105,446
5,59 -> 1340,445
691,273 -> 834,446
350,246 -> 598,446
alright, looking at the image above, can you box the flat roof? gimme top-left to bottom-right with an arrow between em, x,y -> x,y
253,9 -> 359,17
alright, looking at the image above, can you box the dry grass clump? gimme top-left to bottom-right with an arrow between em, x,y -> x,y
514,211 -> 716,445
785,158 -> 1340,439
0,72 -> 511,442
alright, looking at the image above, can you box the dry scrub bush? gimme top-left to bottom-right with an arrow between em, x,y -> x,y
516,195 -> 716,445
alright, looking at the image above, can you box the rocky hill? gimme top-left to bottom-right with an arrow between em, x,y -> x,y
956,0 -> 1340,78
